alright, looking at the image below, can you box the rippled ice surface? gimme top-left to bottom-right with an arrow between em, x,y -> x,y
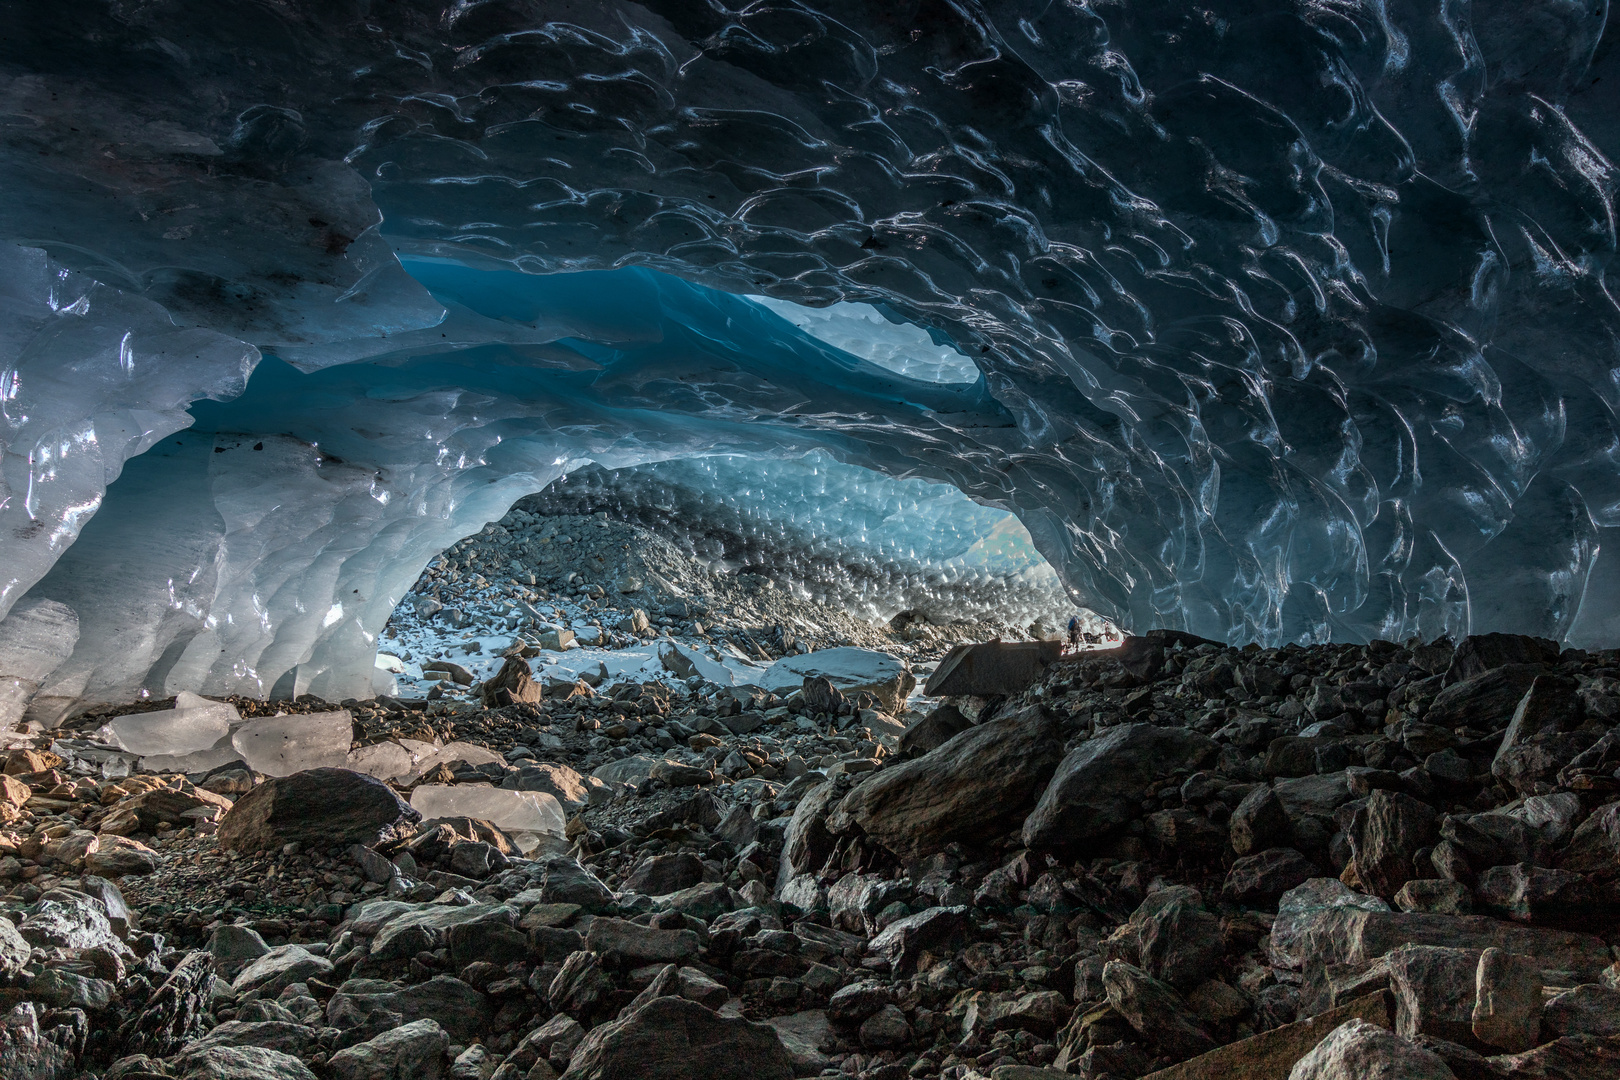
1,1 -> 1619,716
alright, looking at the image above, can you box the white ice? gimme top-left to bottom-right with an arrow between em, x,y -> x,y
409,783 -> 566,851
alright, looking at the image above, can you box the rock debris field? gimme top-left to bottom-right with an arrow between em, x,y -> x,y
3,626 -> 1620,1080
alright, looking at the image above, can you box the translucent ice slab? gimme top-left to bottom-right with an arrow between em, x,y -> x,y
108,691 -> 238,757
409,783 -> 566,851
231,711 -> 353,778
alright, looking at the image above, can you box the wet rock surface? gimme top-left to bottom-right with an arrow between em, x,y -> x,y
2,631 -> 1620,1079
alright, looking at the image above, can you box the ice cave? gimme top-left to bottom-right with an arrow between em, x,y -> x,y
5,0 -> 1616,724
2,4 -> 1620,1077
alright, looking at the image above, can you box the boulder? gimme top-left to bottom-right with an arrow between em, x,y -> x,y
1223,848 -> 1319,906
834,705 -> 1062,860
1114,887 -> 1223,992
0,916 -> 31,979
866,906 -> 970,976
1393,879 -> 1473,916
1385,944 -> 1483,1045
84,835 -> 160,877
922,640 -> 1065,697
530,856 -> 614,912
325,976 -> 490,1044
184,1021 -> 324,1059
19,892 -> 125,953
1544,984 -> 1620,1038
758,648 -> 915,713
1487,1035 -> 1620,1079
218,768 -> 419,853
1102,960 -> 1216,1061
1131,991 -> 1389,1080
1343,789 -> 1438,898
1560,801 -> 1620,875
1287,1019 -> 1455,1080
623,853 -> 705,896
1230,786 -> 1290,856
119,950 -> 216,1057
232,945 -> 332,999
480,656 -> 543,707
1471,948 -> 1543,1052
1475,863 -> 1594,922
558,995 -> 795,1080
1425,665 -> 1546,731
208,925 -> 270,980
368,904 -> 520,963
174,1045 -> 318,1080
1444,634 -> 1560,685
326,1018 -> 450,1080
549,951 -> 616,1024
898,704 -> 973,758
1269,893 -> 1613,988
585,918 -> 701,967
775,782 -> 839,897
1024,723 -> 1216,852
0,1003 -> 75,1080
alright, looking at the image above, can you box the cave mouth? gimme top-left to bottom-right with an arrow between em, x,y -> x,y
374,449 -> 1102,706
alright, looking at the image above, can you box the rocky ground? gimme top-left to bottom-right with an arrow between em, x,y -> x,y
3,626 -> 1620,1080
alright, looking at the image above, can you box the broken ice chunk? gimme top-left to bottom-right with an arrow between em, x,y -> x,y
409,783 -> 565,847
398,740 -> 506,784
346,740 -> 415,782
141,733 -> 245,776
231,710 -> 353,777
108,692 -> 239,756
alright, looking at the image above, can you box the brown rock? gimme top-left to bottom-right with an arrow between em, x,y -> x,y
217,768 -> 419,853
1561,801 -> 1620,877
1102,960 -> 1216,1062
480,655 -> 543,707
1471,948 -> 1542,1053
1386,944 -> 1485,1046
1426,664 -> 1546,731
923,640 -> 1065,696
1489,1034 -> 1620,1079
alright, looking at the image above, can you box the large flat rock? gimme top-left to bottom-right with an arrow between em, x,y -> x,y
832,705 -> 1063,860
923,640 -> 1065,697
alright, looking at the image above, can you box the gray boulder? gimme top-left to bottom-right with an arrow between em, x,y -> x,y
559,995 -> 794,1080
1024,723 -> 1216,851
835,705 -> 1063,860
326,1019 -> 450,1080
1287,1019 -> 1455,1080
174,1045 -> 319,1080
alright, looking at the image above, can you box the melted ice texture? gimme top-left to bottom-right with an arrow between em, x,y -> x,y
2,1 -> 1620,712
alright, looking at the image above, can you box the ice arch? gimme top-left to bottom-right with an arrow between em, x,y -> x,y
4,0 -> 1620,720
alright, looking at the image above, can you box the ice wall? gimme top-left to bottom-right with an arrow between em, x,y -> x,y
1,1 -> 1619,717
21,265 -> 1029,710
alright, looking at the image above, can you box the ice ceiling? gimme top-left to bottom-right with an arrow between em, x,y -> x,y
2,0 -> 1620,714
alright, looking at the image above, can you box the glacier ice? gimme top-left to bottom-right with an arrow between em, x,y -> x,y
0,1 -> 1618,720
408,784 -> 566,851
0,597 -> 77,727
231,711 -> 354,778
107,691 -> 238,758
